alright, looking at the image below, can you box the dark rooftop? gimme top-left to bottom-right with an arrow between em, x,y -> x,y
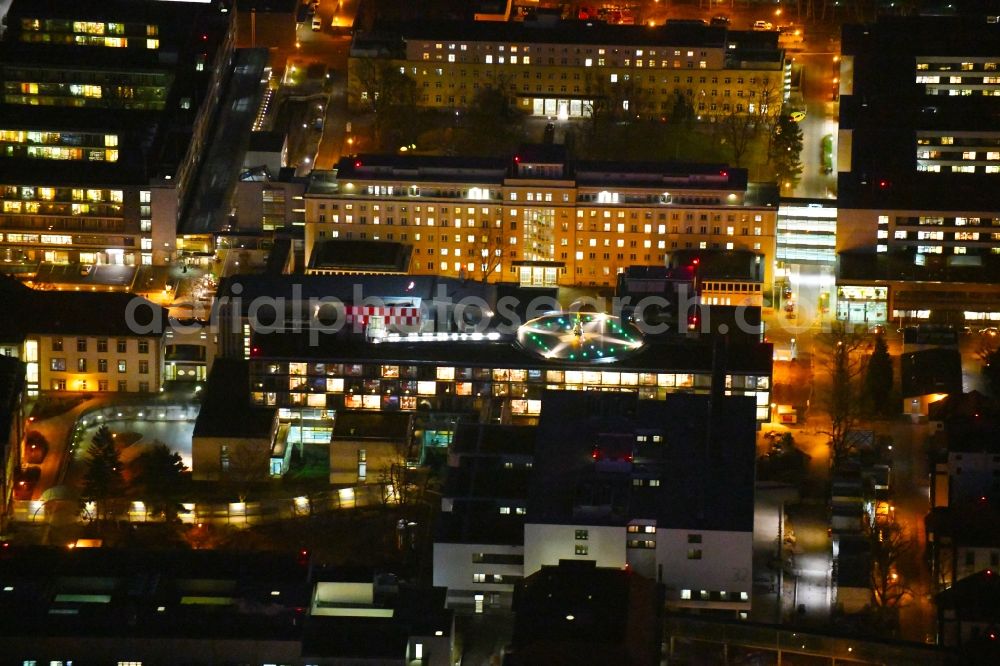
250,330 -> 774,375
839,251 -> 1000,285
332,411 -> 412,440
900,348 -> 963,398
527,391 -> 757,532
927,505 -> 1000,549
193,359 -> 277,439
0,355 -> 25,452
308,239 -> 413,274
325,153 -> 761,195
839,15 -> 1000,211
0,276 -> 166,341
512,560 -> 661,665
835,535 -> 872,588
398,19 -> 731,48
217,273 -> 492,309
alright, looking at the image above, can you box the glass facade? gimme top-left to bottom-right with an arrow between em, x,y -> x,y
251,359 -> 772,423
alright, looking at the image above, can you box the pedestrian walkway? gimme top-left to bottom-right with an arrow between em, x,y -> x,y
11,484 -> 388,528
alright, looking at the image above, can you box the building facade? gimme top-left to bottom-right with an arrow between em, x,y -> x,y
305,151 -> 779,288
32,333 -> 162,394
248,332 -> 774,425
0,278 -> 166,395
835,15 -> 1000,325
522,392 -> 757,618
349,20 -> 786,119
0,0 -> 235,268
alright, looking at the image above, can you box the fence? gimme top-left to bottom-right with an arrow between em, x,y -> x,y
12,484 -> 389,527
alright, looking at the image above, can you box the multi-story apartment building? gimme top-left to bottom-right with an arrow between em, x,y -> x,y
247,316 -> 774,424
0,355 -> 26,533
836,15 -> 1000,325
349,20 -> 786,119
525,392 -> 755,618
305,147 -> 778,288
0,277 -> 166,395
433,423 -> 535,610
0,0 -> 234,268
432,391 -> 756,618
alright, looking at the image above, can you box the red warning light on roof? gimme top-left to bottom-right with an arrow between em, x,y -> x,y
354,160 -> 362,168
514,155 -> 521,163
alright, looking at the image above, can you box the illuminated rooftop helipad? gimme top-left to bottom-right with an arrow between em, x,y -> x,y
516,312 -> 645,363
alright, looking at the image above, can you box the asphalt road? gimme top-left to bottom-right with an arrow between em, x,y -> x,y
791,51 -> 840,200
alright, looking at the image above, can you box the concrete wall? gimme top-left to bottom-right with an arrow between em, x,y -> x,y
432,541 -> 524,608
954,546 -> 1000,582
837,585 -> 870,614
151,184 -> 178,265
192,436 -> 271,481
948,451 -> 1000,505
656,528 -> 752,609
835,207 -> 879,252
34,334 -> 162,394
329,437 -> 404,485
524,523 -> 625,576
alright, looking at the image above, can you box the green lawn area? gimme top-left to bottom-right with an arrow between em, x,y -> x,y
365,107 -> 781,178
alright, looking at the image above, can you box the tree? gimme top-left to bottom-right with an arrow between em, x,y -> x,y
818,323 -> 868,463
82,426 -> 125,522
581,72 -> 647,156
869,521 -> 913,631
467,221 -> 505,283
351,58 -> 418,150
770,113 -> 804,189
226,441 -> 271,502
457,84 -> 525,156
864,334 -> 894,417
979,333 -> 1000,395
376,438 -> 426,509
131,442 -> 187,521
984,347 -> 1000,395
719,108 -> 757,167
668,90 -> 695,127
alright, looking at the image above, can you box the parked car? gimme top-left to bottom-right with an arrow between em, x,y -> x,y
13,466 -> 41,500
710,15 -> 730,26
753,20 -> 773,31
24,431 -> 48,465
